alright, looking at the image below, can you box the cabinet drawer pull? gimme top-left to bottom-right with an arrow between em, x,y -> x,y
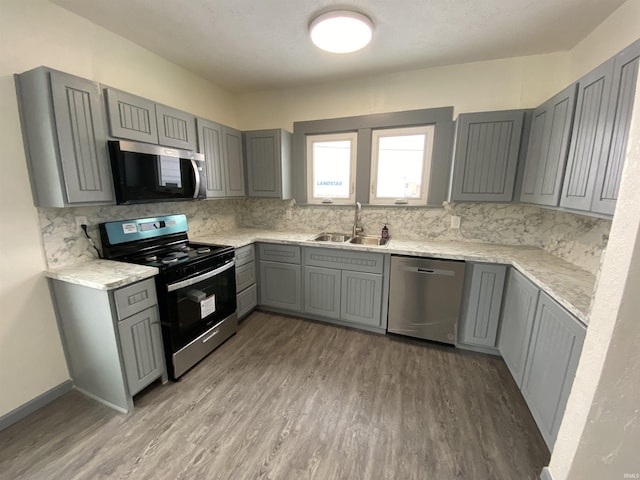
202,330 -> 219,343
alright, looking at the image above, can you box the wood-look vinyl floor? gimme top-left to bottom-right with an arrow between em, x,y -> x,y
0,312 -> 549,480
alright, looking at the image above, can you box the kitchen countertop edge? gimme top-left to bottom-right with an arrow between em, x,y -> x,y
45,260 -> 159,291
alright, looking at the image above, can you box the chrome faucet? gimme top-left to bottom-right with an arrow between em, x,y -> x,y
352,201 -> 363,237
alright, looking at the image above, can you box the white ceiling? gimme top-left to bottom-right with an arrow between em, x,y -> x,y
50,0 -> 626,94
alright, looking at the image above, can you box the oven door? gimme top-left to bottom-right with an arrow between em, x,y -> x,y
165,259 -> 237,352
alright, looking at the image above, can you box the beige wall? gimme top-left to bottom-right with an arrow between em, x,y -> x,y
0,0 -> 237,417
234,0 -> 640,132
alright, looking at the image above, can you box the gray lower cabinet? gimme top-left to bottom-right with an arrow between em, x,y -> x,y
103,86 -> 197,150
521,292 -> 586,449
15,67 -> 114,207
50,277 -> 166,413
303,247 -> 386,330
458,263 -> 506,352
197,119 -> 245,198
497,269 -> 540,386
235,245 -> 257,318
117,306 -> 165,396
305,266 -> 342,319
258,244 -> 302,312
449,110 -> 525,202
244,129 -> 293,199
520,83 -> 578,206
340,270 -> 383,326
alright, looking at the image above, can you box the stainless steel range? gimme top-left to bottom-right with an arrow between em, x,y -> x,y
99,214 -> 237,380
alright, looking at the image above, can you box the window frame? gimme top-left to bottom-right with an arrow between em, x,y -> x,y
292,107 -> 455,206
369,125 -> 435,205
305,132 -> 358,205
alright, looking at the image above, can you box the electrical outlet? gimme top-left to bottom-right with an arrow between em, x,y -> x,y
75,216 -> 88,232
285,209 -> 293,220
450,215 -> 461,229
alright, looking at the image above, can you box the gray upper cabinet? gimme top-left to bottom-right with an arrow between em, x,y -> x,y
15,67 -> 114,207
197,119 -> 245,198
498,268 -> 540,387
458,263 -> 506,351
223,126 -> 246,197
104,87 -> 197,150
156,104 -> 197,150
591,38 -> 640,215
520,84 -> 578,206
450,110 -> 525,202
561,39 -> 640,216
104,88 -> 159,144
244,129 -> 293,199
521,292 -> 586,449
560,58 -> 616,211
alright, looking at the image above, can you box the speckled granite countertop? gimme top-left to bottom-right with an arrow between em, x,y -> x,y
45,260 -> 159,291
192,228 -> 596,325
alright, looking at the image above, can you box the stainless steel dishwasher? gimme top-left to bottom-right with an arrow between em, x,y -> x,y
387,256 -> 465,344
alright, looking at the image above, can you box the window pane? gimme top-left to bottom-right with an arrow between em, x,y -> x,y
312,140 -> 351,198
376,134 -> 425,198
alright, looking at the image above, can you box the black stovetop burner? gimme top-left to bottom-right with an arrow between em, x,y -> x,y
129,242 -> 227,268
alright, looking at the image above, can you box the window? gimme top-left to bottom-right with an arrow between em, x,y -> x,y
306,132 -> 357,204
370,125 -> 435,205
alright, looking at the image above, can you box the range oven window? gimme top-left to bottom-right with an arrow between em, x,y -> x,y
165,261 -> 236,350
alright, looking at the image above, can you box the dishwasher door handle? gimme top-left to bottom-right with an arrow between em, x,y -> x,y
414,267 -> 456,276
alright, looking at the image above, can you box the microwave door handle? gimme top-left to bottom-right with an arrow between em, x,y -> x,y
191,159 -> 200,198
167,260 -> 235,292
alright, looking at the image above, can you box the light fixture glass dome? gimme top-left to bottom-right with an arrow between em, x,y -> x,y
309,10 -> 373,54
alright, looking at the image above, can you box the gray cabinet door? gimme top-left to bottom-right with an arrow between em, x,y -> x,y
305,266 -> 341,320
560,58 -> 616,211
244,129 -> 292,199
237,284 -> 257,319
592,38 -> 640,215
520,84 -> 578,206
235,261 -> 256,293
459,263 -> 506,349
521,292 -> 586,449
259,261 -> 302,311
498,269 -> 539,387
340,271 -> 383,327
156,104 -> 197,150
450,110 -> 525,202
118,306 -> 165,396
104,88 -> 159,144
50,71 -> 114,204
222,126 -> 246,197
197,118 -> 226,198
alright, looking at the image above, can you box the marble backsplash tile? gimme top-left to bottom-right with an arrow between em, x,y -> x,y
39,197 -> 611,275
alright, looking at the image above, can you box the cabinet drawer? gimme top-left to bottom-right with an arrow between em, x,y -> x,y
237,284 -> 257,318
236,261 -> 256,293
235,244 -> 256,267
258,243 -> 301,264
304,247 -> 384,274
114,278 -> 158,320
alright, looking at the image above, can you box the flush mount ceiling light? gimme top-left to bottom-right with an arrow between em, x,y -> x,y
309,10 -> 374,54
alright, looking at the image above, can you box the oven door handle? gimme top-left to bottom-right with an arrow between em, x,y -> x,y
166,260 -> 235,292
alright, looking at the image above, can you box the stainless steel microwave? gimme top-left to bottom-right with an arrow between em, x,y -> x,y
108,140 -> 206,204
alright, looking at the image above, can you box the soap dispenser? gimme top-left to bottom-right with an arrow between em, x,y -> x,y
381,224 -> 389,240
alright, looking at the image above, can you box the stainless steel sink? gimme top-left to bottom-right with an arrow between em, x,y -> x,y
348,235 -> 389,246
311,232 -> 352,242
